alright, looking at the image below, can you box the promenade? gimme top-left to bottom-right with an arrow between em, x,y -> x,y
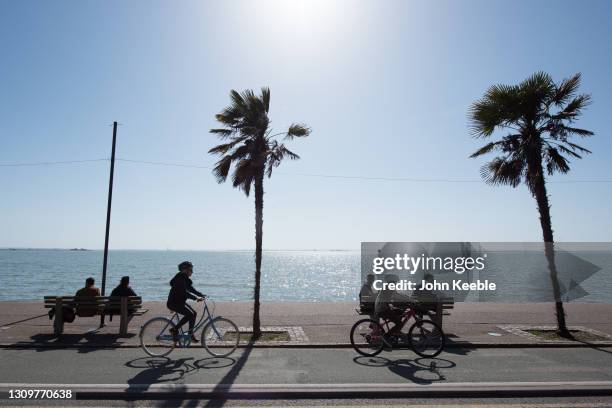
1,301 -> 612,347
2,301 -> 612,401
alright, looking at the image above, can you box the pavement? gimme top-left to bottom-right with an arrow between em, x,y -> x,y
1,347 -> 612,398
1,301 -> 612,348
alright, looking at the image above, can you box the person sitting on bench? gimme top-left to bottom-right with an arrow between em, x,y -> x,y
111,276 -> 137,297
74,277 -> 101,317
106,276 -> 138,318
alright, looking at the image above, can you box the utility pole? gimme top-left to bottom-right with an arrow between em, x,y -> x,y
100,121 -> 117,328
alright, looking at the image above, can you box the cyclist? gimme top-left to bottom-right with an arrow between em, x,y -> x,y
167,261 -> 205,343
374,273 -> 412,334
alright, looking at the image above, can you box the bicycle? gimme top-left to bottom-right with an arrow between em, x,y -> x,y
350,302 -> 445,358
140,296 -> 240,358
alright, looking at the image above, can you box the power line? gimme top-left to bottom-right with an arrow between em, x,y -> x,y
116,158 -> 212,169
0,158 -> 109,167
1,157 -> 611,183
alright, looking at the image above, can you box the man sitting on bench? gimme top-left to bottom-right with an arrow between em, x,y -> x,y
106,276 -> 138,318
75,277 -> 101,317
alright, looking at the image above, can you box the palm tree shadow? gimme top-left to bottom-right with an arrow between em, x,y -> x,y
203,340 -> 255,408
573,340 -> 612,355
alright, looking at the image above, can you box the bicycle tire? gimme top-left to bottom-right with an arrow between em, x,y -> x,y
140,317 -> 176,357
202,317 -> 240,357
350,318 -> 385,357
408,319 -> 445,358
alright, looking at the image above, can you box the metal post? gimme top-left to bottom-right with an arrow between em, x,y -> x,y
100,121 -> 117,328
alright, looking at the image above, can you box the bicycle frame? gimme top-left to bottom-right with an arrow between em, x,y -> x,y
160,299 -> 218,347
379,306 -> 422,334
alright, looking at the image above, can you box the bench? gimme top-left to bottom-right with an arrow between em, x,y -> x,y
43,296 -> 147,336
358,295 -> 455,328
414,297 -> 455,327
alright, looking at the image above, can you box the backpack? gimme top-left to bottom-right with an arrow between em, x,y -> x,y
63,306 -> 76,323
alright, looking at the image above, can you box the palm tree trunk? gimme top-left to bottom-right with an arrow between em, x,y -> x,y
531,159 -> 571,338
252,170 -> 264,339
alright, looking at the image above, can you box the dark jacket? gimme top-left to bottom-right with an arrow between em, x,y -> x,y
167,272 -> 204,308
106,284 -> 138,318
110,285 -> 137,297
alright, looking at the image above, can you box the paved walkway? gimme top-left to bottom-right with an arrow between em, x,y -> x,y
1,301 -> 612,347
1,347 -> 612,397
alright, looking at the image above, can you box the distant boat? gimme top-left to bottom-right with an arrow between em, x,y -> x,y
69,248 -> 89,251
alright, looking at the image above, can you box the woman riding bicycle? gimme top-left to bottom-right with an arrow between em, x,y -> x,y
167,261 -> 205,343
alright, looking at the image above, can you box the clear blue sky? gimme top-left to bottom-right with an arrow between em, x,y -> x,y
1,0 -> 611,250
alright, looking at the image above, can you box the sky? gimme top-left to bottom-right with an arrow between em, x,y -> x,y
1,0 -> 611,250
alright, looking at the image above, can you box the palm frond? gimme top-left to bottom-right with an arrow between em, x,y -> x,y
553,73 -> 581,106
232,159 -> 255,196
261,87 -> 271,113
555,144 -> 583,159
208,138 -> 243,156
210,128 -> 234,139
470,141 -> 504,158
555,94 -> 592,120
545,147 -> 571,175
213,156 -> 233,183
564,141 -> 592,154
480,157 -> 524,187
285,123 -> 311,139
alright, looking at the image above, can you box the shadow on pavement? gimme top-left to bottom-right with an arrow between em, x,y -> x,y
9,332 -> 133,352
0,314 -> 48,326
573,339 -> 612,355
123,347 -> 248,408
353,353 -> 458,384
202,340 -> 255,408
126,357 -> 198,391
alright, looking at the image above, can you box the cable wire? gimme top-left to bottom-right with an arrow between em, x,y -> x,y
1,157 -> 611,183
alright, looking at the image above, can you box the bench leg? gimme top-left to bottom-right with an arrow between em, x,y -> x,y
434,303 -> 443,328
119,297 -> 128,336
53,300 -> 64,336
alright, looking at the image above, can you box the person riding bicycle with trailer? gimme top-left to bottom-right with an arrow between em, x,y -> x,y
167,261 -> 205,343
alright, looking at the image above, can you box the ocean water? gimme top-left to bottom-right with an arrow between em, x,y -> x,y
1,249 -> 612,302
0,249 -> 360,301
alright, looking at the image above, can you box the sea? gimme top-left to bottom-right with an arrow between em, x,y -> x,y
1,248 -> 612,302
0,249 -> 360,302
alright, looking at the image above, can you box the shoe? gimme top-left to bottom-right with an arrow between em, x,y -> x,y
169,328 -> 178,342
190,335 -> 199,343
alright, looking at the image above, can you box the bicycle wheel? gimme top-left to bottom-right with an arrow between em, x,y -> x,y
140,317 -> 176,357
350,318 -> 385,357
408,319 -> 445,358
202,317 -> 240,357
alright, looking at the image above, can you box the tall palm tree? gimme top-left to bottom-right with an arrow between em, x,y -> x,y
469,72 -> 593,337
209,87 -> 311,338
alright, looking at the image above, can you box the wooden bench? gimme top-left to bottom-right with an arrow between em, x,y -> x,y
414,297 -> 455,327
43,296 -> 147,336
358,296 -> 455,328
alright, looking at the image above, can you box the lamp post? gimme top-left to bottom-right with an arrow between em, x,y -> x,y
100,121 -> 117,328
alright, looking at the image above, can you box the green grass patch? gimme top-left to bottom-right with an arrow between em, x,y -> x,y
224,331 -> 290,342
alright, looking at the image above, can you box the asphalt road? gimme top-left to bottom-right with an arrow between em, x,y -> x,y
2,397 -> 612,408
1,346 -> 612,386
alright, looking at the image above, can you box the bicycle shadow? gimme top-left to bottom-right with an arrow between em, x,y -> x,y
124,354 -> 236,395
353,354 -> 456,384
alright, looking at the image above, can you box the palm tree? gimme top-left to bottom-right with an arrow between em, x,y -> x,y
209,87 -> 311,338
469,72 -> 593,337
